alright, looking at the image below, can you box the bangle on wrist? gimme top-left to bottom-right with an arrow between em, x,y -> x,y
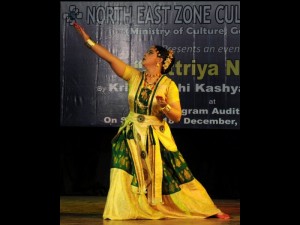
85,38 -> 96,48
161,104 -> 171,113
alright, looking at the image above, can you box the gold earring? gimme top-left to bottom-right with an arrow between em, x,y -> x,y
157,63 -> 160,67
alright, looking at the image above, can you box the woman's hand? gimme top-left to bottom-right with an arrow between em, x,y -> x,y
156,95 -> 167,108
156,95 -> 182,122
71,22 -> 127,78
73,22 -> 90,42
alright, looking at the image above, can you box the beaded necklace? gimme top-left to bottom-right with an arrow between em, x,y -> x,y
144,73 -> 161,90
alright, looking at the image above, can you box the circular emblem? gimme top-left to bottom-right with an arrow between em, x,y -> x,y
159,125 -> 165,132
137,114 -> 145,122
141,151 -> 147,159
120,120 -> 125,126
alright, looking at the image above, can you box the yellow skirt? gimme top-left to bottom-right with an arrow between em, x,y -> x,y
103,115 -> 221,220
103,168 -> 221,219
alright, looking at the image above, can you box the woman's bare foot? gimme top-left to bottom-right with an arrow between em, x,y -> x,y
215,212 -> 230,219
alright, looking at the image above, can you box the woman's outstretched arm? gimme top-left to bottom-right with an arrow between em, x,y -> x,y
73,22 -> 127,78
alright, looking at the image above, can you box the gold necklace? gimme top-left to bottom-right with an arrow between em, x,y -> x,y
144,80 -> 156,90
145,79 -> 156,85
144,75 -> 161,90
145,72 -> 161,84
146,72 -> 161,78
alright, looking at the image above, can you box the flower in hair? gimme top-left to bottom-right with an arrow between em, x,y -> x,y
163,50 -> 174,71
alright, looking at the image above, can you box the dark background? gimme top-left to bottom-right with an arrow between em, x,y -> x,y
2,1 -> 241,225
60,126 -> 240,199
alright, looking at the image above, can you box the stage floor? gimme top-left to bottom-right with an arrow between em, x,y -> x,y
60,196 -> 240,225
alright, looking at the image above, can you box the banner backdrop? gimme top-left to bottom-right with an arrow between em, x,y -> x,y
60,1 -> 240,129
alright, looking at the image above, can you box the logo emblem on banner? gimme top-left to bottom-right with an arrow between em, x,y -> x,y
62,5 -> 83,25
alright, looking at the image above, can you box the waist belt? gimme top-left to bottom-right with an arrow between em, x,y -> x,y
126,112 -> 164,126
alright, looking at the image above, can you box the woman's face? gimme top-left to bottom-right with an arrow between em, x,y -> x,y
142,47 -> 160,67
